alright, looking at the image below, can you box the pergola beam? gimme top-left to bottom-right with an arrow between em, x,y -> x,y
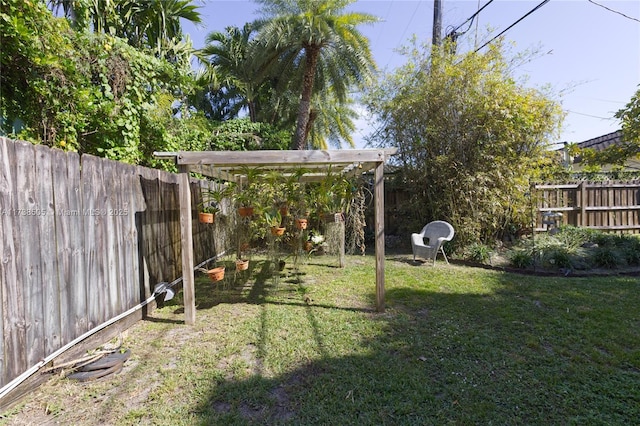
175,149 -> 391,168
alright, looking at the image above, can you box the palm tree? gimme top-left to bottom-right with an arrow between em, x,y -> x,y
307,95 -> 358,149
47,0 -> 201,62
121,0 -> 201,60
255,0 -> 377,149
198,24 -> 265,122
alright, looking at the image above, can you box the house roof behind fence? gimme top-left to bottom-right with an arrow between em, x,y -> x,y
576,130 -> 623,151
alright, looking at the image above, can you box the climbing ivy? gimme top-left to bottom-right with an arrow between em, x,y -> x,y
0,0 -> 201,166
208,118 -> 291,151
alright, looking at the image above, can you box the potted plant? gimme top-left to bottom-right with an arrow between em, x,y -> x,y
236,191 -> 256,218
235,258 -> 250,271
295,217 -> 308,230
199,183 -> 233,223
197,265 -> 225,282
264,210 -> 285,236
208,265 -> 225,282
198,203 -> 219,224
235,166 -> 264,217
316,172 -> 353,223
306,230 -> 325,253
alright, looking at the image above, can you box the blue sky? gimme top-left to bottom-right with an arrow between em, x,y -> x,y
182,0 -> 640,147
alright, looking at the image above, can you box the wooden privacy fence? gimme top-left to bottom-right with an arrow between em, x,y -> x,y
0,137 -> 225,395
534,180 -> 640,233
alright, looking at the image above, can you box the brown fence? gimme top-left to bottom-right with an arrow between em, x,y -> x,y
0,137 -> 226,397
534,181 -> 640,233
376,180 -> 640,236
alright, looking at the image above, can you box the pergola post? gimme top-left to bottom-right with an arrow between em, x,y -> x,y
178,166 -> 196,325
374,160 -> 385,312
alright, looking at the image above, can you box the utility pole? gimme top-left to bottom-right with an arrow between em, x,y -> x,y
432,0 -> 442,46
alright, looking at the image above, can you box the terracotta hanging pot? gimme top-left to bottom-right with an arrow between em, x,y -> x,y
271,226 -> 286,236
199,212 -> 215,224
295,218 -> 308,230
208,266 -> 225,282
238,206 -> 254,217
304,241 -> 313,252
235,259 -> 249,271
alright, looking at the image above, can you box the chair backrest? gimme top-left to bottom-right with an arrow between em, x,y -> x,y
421,221 -> 455,242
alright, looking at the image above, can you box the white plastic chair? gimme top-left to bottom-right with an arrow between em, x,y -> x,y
411,221 -> 455,264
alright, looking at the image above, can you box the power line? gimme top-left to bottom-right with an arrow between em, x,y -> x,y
474,0 -> 551,53
566,110 -> 616,120
587,0 -> 640,23
394,0 -> 423,58
447,0 -> 495,37
445,0 -> 495,49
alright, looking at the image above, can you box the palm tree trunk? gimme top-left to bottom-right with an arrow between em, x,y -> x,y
248,100 -> 257,122
303,109 -> 318,143
292,46 -> 319,150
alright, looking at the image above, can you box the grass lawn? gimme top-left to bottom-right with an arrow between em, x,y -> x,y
3,253 -> 640,425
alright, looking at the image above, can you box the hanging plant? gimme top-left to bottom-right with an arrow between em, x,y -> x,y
238,206 -> 254,217
264,210 -> 285,236
199,182 -> 233,223
235,259 -> 249,271
207,266 -> 225,282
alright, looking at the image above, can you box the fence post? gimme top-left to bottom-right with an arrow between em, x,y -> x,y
579,181 -> 587,227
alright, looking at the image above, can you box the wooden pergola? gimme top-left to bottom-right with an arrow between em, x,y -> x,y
154,149 -> 397,324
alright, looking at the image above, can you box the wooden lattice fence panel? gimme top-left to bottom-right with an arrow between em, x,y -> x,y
534,181 -> 640,233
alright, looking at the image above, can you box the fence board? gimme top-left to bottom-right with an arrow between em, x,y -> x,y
52,149 -> 85,343
0,138 -> 25,384
65,150 -> 87,335
14,142 -> 44,369
138,167 -> 161,294
34,145 -> 60,355
0,140 -> 5,381
82,155 -> 106,329
119,162 -> 137,310
160,173 -> 178,281
135,167 -> 152,303
160,173 -> 180,281
101,159 -> 119,319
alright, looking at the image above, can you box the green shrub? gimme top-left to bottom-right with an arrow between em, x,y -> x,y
620,235 -> 640,266
592,233 -> 623,247
508,250 -> 533,269
622,246 -> 640,266
466,243 -> 492,264
555,226 -> 598,250
539,246 -> 573,269
591,247 -> 620,269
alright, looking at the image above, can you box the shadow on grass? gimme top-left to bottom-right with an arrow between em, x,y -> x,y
388,255 -> 430,266
163,257 -> 344,311
189,271 -> 640,425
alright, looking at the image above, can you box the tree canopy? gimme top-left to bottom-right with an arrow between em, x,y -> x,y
253,0 -> 377,149
364,40 -> 564,245
0,0 -> 209,166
